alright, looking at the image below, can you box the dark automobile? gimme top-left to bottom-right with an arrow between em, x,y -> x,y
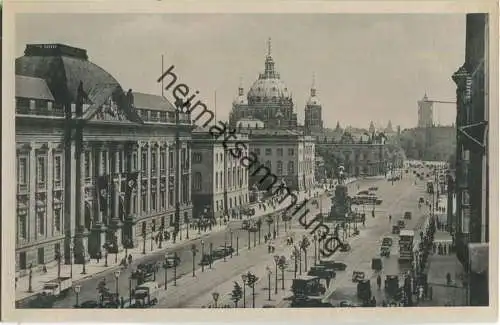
318,260 -> 347,271
339,243 -> 351,252
199,254 -> 212,266
213,246 -> 234,258
375,199 -> 383,205
404,211 -> 412,220
307,265 -> 336,279
165,253 -> 181,268
77,300 -> 101,308
368,186 -> 378,191
339,300 -> 360,307
380,246 -> 390,257
419,197 -> 425,204
382,237 -> 393,247
352,271 -> 365,282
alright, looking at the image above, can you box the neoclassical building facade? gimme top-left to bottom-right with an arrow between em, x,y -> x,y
15,44 -> 193,273
191,129 -> 250,220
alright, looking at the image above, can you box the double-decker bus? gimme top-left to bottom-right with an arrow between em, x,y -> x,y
398,230 -> 415,263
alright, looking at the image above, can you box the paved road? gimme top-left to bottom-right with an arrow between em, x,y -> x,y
52,213 -> 288,307
322,172 -> 430,306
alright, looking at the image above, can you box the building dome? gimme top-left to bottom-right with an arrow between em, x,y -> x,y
16,44 -> 123,105
248,78 -> 291,102
247,38 -> 291,103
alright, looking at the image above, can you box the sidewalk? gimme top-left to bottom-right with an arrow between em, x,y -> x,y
15,186 -> 323,303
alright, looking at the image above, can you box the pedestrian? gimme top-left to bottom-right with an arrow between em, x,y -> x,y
120,296 -> 125,308
432,243 -> 436,254
370,296 -> 377,307
418,286 -> 424,302
128,254 -> 132,265
446,272 -> 451,285
273,230 -> 277,239
97,251 -> 102,263
382,300 -> 387,307
443,244 -> 447,255
438,243 -> 442,255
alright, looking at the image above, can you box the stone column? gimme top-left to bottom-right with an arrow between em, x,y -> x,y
29,142 -> 36,246
111,144 -> 123,251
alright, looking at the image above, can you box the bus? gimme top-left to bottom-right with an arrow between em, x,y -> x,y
398,230 -> 414,263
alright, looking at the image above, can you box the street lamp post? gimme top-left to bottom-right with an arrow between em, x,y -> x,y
209,243 -> 213,269
236,236 -> 239,256
73,284 -> 82,308
273,255 -> 279,294
104,247 -> 108,267
279,256 -> 286,290
247,230 -> 251,250
150,234 -> 154,252
313,235 -> 317,265
69,242 -> 74,278
114,270 -> 121,302
191,244 -> 197,277
201,240 -> 205,272
28,264 -> 33,293
224,240 -> 227,262
173,252 -> 178,286
56,249 -> 61,278
241,274 -> 247,308
212,291 -> 220,308
230,230 -> 233,258
266,266 -> 272,301
164,253 -> 168,290
142,232 -> 146,254
81,242 -> 87,274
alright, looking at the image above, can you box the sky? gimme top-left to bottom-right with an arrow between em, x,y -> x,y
15,14 -> 466,129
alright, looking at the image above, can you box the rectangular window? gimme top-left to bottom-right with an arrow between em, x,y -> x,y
18,157 -> 28,186
181,148 -> 187,169
160,150 -> 166,172
194,152 -> 202,163
151,151 -> 157,173
19,214 -> 27,239
265,148 -> 272,156
277,148 -> 283,156
84,152 -> 91,178
169,150 -> 174,170
288,148 -> 295,156
254,148 -> 261,156
54,155 -> 62,183
54,208 -> 61,232
151,192 -> 157,211
37,156 -> 46,186
161,192 -> 166,209
168,189 -> 174,208
141,151 -> 148,174
38,211 -> 45,235
142,194 -> 147,212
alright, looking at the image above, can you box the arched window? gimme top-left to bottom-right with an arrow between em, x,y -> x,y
194,172 -> 202,191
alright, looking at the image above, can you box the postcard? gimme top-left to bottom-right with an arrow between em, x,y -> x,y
1,0 -> 498,322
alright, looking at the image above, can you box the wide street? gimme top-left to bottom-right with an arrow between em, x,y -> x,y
323,171 -> 430,306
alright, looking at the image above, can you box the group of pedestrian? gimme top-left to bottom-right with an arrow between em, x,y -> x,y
432,242 -> 454,255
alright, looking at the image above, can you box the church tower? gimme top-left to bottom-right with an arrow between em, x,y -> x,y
304,73 -> 323,134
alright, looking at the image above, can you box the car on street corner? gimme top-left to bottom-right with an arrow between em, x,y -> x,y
339,300 -> 360,307
339,243 -> 351,252
318,260 -> 347,271
165,253 -> 181,267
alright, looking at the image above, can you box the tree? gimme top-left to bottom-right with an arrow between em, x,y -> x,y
231,282 -> 243,308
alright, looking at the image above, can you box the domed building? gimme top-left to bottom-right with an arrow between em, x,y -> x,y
14,43 -> 193,276
229,39 -> 298,129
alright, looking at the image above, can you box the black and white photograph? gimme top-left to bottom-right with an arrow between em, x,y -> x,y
2,1 -> 497,322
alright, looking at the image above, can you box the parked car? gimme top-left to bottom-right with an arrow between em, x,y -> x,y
318,260 -> 347,271
339,300 -> 360,307
352,271 -> 365,282
340,243 -> 351,252
199,254 -> 212,266
164,253 -> 181,268
380,246 -> 390,257
382,237 -> 393,247
404,211 -> 412,220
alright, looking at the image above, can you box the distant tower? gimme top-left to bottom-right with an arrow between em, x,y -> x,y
386,120 -> 393,133
418,93 -> 434,128
369,121 -> 375,134
304,73 -> 323,133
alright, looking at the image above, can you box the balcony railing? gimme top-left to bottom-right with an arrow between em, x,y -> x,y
16,104 -> 65,117
17,184 -> 28,193
37,182 -> 47,190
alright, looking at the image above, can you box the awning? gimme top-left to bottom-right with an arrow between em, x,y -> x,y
468,243 -> 488,274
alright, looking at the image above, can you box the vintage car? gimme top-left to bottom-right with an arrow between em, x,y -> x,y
397,219 -> 406,229
352,271 -> 365,282
164,253 -> 181,268
382,237 -> 393,247
339,243 -> 351,252
380,246 -> 390,257
318,260 -> 347,271
404,211 -> 412,220
392,225 -> 400,235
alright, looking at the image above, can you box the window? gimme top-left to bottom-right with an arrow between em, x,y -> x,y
168,189 -> 174,207
141,151 -> 148,173
142,193 -> 147,212
288,161 -> 295,174
18,157 -> 28,186
169,150 -> 174,170
151,151 -> 157,173
265,160 -> 271,170
38,247 -> 45,265
54,208 -> 61,232
161,191 -> 166,209
277,148 -> 283,156
151,192 -> 157,211
54,155 -> 62,185
181,148 -> 186,169
160,150 -> 166,172
18,214 -> 27,239
194,172 -> 202,191
288,148 -> 295,156
215,172 -> 219,190
265,148 -> 272,156
462,190 -> 470,205
193,152 -> 202,163
277,161 -> 283,175
254,148 -> 261,156
84,152 -> 91,178
228,169 -> 232,187
37,156 -> 47,186
38,211 -> 45,235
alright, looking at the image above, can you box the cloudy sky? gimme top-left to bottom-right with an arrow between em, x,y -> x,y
15,14 -> 466,129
